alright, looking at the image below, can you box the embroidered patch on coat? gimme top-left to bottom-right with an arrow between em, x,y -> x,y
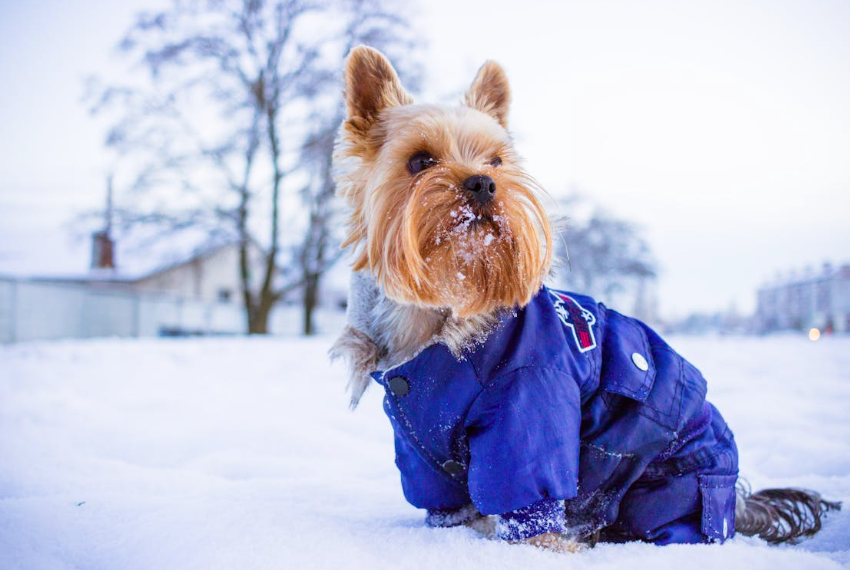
549,291 -> 597,352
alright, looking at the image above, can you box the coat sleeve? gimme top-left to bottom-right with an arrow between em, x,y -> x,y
393,427 -> 471,510
463,366 -> 581,515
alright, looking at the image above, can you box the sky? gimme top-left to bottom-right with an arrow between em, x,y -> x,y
0,0 -> 848,319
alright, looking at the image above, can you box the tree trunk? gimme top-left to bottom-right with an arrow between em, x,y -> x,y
302,274 -> 319,336
248,313 -> 269,334
257,99 -> 283,329
248,299 -> 271,334
237,108 -> 261,336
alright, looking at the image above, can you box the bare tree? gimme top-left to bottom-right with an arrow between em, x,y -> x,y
90,0 -> 419,334
294,0 -> 422,335
555,195 -> 657,308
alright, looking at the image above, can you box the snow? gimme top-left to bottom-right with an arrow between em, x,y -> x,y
1,334 -> 848,569
435,201 -> 512,266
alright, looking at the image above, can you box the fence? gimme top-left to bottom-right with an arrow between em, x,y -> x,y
0,277 -> 344,343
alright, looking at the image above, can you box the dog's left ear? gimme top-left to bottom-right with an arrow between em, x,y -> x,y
464,61 -> 511,128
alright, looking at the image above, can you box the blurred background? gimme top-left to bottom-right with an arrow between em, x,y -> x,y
2,3 -> 850,568
1,0 -> 848,343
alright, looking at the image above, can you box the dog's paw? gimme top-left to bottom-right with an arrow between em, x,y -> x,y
464,515 -> 497,539
521,532 -> 586,553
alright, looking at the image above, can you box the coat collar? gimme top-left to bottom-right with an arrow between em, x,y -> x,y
330,271 -> 501,407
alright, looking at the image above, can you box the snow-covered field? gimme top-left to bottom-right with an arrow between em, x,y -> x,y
1,334 -> 848,569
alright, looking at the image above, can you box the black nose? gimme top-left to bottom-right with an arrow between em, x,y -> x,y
462,175 -> 496,205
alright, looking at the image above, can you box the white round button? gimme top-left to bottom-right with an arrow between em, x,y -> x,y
631,352 -> 649,371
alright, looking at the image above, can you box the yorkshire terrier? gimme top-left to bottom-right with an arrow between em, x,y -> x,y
331,46 -> 839,552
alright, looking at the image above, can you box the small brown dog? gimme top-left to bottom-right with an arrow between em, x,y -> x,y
332,46 -> 839,551
332,47 -> 575,549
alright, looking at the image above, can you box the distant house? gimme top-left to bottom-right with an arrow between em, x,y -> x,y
0,180 -> 350,342
0,233 -> 348,342
756,263 -> 850,333
132,243 -> 247,304
34,241 -> 259,305
125,241 -> 349,309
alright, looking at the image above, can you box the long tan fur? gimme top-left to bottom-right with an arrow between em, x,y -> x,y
335,46 -> 552,319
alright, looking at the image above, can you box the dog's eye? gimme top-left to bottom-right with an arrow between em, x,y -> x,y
407,151 -> 436,175
490,156 -> 502,167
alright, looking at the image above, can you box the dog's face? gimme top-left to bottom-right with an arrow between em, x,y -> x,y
335,47 -> 552,318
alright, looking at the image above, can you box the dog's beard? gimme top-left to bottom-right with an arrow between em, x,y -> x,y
368,166 -> 551,317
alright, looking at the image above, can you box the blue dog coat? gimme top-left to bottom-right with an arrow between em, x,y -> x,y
372,286 -> 739,544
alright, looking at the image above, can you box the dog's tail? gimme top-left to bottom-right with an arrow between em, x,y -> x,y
735,480 -> 841,544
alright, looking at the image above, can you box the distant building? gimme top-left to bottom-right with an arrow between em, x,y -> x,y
0,179 -> 348,342
0,239 -> 348,343
756,263 -> 850,333
34,241 -> 259,305
42,234 -> 348,311
129,243 -> 249,304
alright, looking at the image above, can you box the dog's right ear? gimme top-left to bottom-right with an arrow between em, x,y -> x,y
344,46 -> 412,129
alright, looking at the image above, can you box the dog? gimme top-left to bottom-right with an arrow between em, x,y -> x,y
331,46 -> 840,552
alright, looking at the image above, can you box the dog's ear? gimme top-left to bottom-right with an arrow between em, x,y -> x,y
344,46 -> 412,128
464,61 -> 511,128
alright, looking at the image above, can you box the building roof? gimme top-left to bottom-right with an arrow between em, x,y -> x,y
759,262 -> 850,291
19,241 -> 240,285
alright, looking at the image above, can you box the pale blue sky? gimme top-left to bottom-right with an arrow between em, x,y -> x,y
1,0 -> 848,318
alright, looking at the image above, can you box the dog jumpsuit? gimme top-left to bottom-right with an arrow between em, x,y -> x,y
371,286 -> 739,544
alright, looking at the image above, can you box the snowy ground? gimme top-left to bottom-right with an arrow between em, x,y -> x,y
1,334 -> 848,569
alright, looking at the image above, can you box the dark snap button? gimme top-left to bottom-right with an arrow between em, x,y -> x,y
388,376 -> 410,397
442,460 -> 465,475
